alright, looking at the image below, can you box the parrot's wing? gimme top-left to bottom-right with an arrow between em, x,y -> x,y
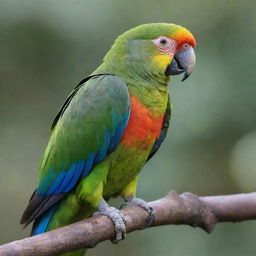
147,95 -> 171,160
21,74 -> 130,226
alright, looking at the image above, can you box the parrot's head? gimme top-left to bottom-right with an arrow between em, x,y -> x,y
104,23 -> 196,83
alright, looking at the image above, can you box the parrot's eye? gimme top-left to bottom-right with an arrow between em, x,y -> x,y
159,37 -> 168,46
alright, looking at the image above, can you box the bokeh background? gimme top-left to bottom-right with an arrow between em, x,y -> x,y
1,0 -> 256,255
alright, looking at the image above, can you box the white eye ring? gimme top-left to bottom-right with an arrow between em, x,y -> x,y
152,36 -> 177,55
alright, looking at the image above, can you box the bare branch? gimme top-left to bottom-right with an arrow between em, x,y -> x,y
1,191 -> 256,256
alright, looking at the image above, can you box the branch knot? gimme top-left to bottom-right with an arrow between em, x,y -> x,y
180,192 -> 218,233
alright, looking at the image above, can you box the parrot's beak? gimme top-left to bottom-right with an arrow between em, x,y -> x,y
165,47 -> 196,82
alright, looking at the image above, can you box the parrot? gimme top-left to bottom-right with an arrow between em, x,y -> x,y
21,23 -> 196,256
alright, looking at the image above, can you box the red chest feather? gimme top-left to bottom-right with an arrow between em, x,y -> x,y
121,96 -> 164,148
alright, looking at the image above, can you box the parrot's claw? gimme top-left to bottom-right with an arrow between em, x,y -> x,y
94,199 -> 126,243
121,197 -> 155,227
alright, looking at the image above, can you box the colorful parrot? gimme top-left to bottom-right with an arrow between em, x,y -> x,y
21,23 -> 196,255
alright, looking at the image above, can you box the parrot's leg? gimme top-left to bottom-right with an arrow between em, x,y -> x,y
121,196 -> 155,227
120,176 -> 155,227
93,198 -> 126,243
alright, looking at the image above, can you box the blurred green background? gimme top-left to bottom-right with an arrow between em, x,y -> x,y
1,0 -> 256,255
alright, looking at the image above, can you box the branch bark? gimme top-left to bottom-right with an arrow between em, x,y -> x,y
1,191 -> 256,256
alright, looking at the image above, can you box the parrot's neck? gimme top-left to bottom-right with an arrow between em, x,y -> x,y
94,62 -> 169,115
127,81 -> 169,115
95,62 -> 169,85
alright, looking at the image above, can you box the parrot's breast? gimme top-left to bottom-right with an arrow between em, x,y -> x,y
120,95 -> 164,149
103,94 -> 166,198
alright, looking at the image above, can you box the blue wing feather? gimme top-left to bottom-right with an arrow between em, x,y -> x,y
55,164 -> 77,193
82,153 -> 95,178
63,162 -> 85,192
45,172 -> 65,195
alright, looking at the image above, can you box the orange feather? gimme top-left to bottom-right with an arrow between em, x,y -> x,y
121,96 -> 163,148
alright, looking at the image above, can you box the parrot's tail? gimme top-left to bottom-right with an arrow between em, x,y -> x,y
31,204 -> 58,236
31,203 -> 91,256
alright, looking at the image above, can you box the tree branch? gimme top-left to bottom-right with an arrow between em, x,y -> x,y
1,191 -> 256,256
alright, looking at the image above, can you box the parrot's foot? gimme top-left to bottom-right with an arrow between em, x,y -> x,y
121,197 -> 155,227
93,198 -> 126,244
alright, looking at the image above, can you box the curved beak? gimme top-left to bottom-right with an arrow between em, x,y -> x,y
165,47 -> 196,82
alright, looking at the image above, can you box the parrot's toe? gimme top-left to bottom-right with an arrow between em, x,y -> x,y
94,198 -> 126,243
121,197 -> 155,227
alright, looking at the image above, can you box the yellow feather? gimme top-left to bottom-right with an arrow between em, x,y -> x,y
153,54 -> 172,70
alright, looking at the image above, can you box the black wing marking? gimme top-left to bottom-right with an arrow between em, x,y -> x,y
147,95 -> 171,161
20,190 -> 66,227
